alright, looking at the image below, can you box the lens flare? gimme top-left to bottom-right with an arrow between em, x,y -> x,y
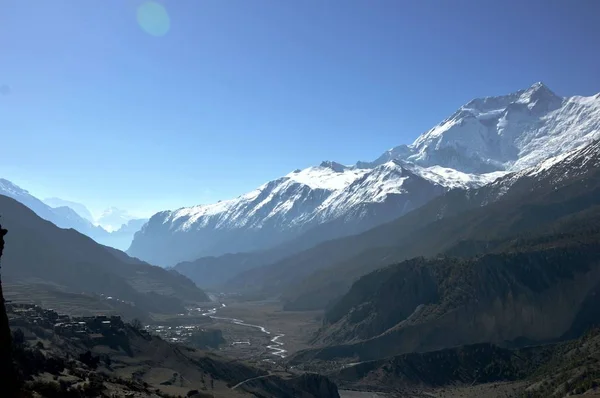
137,1 -> 170,37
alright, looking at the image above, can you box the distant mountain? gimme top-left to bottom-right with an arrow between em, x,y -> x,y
43,197 -> 94,222
0,194 -> 209,316
117,218 -> 148,233
0,179 -> 146,251
97,207 -> 136,232
132,83 -> 600,267
100,218 -> 149,251
1,179 -> 63,223
0,179 -> 105,235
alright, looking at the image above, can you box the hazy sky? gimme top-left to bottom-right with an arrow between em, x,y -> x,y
1,0 -> 599,217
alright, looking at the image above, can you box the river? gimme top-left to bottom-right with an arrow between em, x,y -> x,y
200,305 -> 287,358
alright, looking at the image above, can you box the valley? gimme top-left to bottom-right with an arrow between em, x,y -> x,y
3,82 -> 600,397
4,2 -> 600,396
146,298 -> 323,366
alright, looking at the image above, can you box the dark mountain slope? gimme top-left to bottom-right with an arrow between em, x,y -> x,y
289,228 -> 600,364
0,194 -> 209,316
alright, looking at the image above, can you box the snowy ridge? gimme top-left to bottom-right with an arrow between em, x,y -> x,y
312,161 -> 503,223
130,160 -> 499,265
154,161 -> 496,235
0,178 -> 31,198
129,82 -> 600,266
501,138 -> 600,186
366,82 -> 600,173
473,139 -> 600,207
287,162 -> 363,190
165,163 -> 366,233
410,165 -> 505,189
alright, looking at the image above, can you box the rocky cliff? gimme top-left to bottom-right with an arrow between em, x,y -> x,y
290,228 -> 600,364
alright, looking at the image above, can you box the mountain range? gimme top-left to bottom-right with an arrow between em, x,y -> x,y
0,180 -> 146,251
129,82 -> 600,268
157,83 -> 600,294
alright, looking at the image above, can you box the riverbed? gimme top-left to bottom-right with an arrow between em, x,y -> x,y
200,304 -> 288,358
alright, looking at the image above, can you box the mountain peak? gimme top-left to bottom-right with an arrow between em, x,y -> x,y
516,81 -> 562,112
319,161 -> 348,173
520,81 -> 559,99
529,81 -> 548,90
459,82 -> 559,114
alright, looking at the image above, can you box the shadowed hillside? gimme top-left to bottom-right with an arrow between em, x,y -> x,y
0,195 -> 209,318
290,228 -> 600,364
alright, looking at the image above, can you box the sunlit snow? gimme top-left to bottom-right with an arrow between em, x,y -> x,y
134,82 -> 600,259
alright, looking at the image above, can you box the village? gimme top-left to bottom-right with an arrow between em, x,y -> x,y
5,301 -> 143,344
146,321 -> 225,349
6,301 -> 228,354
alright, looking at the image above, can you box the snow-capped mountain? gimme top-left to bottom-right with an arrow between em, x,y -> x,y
217,138 -> 600,304
128,82 -> 600,267
0,178 -> 104,234
364,82 -> 600,172
97,207 -> 137,232
0,179 -> 146,251
128,161 -> 501,266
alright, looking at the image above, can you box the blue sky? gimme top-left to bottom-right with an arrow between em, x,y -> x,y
1,0 -> 599,217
